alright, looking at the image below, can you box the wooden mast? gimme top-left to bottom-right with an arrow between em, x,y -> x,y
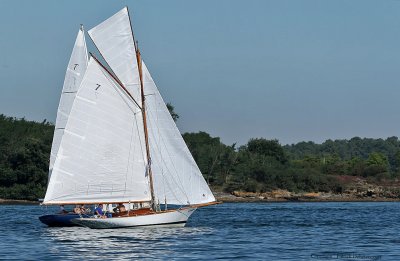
126,6 -> 156,210
134,42 -> 156,210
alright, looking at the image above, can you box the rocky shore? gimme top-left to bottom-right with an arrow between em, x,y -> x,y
2,178 -> 400,204
214,190 -> 400,203
0,199 -> 38,204
214,178 -> 400,202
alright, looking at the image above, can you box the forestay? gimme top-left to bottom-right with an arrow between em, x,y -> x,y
142,63 -> 216,205
43,58 -> 150,205
49,26 -> 88,179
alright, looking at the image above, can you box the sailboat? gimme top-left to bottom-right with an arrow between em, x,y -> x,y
39,7 -> 218,229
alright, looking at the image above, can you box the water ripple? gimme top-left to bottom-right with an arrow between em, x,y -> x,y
0,202 -> 399,260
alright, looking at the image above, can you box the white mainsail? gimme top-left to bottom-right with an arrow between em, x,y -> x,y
49,26 -> 88,179
142,63 -> 216,205
87,7 -> 215,206
43,57 -> 150,204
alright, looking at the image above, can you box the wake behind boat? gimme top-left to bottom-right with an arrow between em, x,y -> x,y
39,7 -> 219,229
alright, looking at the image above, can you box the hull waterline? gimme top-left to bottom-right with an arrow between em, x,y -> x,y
39,213 -> 90,227
71,208 -> 196,229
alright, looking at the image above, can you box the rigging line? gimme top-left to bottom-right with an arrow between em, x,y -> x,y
146,128 -> 185,204
86,24 -> 124,77
146,108 -> 190,203
142,86 -> 186,183
132,114 -> 152,203
147,145 -> 185,205
126,9 -> 186,204
149,96 -> 167,201
123,114 -> 136,197
146,98 -> 183,204
135,43 -> 156,209
147,107 -> 190,197
146,102 -> 163,169
133,111 -> 148,182
177,209 -> 191,218
126,6 -> 138,54
90,53 -> 142,110
163,150 -> 192,204
80,24 -> 89,66
157,141 -> 190,204
90,6 -> 141,109
152,158 -> 186,205
146,106 -> 188,198
145,107 -> 183,204
99,66 -> 139,116
151,114 -> 204,194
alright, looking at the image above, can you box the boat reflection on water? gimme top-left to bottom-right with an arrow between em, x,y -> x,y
42,225 -> 214,259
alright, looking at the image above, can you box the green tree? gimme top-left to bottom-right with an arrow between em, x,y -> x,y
364,152 -> 389,176
166,103 -> 179,122
247,138 -> 287,164
183,132 -> 236,186
347,157 -> 366,176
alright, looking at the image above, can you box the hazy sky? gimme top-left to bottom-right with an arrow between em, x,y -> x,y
1,0 -> 400,145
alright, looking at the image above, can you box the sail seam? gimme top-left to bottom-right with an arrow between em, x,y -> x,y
124,113 -> 136,197
146,101 -> 185,204
147,106 -> 190,204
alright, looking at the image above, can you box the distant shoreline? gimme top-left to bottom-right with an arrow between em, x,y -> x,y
0,199 -> 39,204
217,196 -> 400,203
2,195 -> 400,205
214,191 -> 400,203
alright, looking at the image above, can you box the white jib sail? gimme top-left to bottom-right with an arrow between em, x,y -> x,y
142,62 -> 216,205
87,7 -> 141,102
43,57 -> 150,205
49,26 -> 88,179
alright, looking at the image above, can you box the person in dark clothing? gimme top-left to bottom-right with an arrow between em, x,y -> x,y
95,204 -> 106,218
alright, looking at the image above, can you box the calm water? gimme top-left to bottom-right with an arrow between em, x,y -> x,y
0,202 -> 399,260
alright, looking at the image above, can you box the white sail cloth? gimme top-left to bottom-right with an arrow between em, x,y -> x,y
43,58 -> 150,204
49,27 -> 88,179
142,63 -> 216,205
87,7 -> 141,103
87,7 -> 216,206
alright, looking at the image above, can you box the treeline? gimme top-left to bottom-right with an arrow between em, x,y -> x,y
184,133 -> 400,194
1,114 -> 400,200
0,115 -> 52,200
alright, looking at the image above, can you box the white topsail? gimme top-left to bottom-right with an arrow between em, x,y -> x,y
49,26 -> 88,178
43,58 -> 150,204
87,7 -> 141,102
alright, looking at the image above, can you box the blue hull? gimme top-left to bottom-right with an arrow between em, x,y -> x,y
39,214 -> 89,227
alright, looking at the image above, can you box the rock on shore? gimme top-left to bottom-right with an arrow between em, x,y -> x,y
213,178 -> 400,202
